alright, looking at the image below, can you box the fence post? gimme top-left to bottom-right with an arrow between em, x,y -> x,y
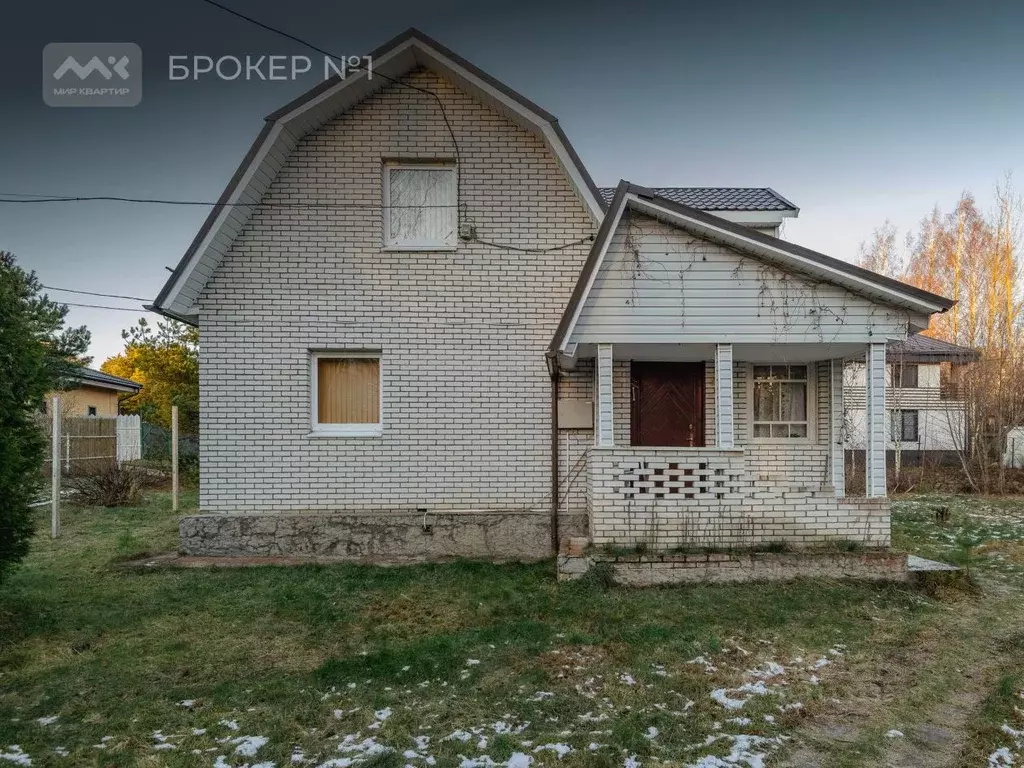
172,405 -> 179,512
51,395 -> 61,539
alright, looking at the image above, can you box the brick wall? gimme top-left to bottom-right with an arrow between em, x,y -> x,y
198,69 -> 595,514
588,447 -> 889,549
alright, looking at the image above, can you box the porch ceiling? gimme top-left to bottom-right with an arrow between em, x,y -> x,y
567,341 -> 869,364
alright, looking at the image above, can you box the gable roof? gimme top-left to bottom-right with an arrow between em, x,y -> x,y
550,181 -> 956,355
70,367 -> 142,393
598,187 -> 797,213
152,28 -> 605,323
888,335 -> 980,363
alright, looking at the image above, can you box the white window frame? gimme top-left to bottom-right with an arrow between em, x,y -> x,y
310,351 -> 383,437
747,363 -> 816,443
382,162 -> 458,251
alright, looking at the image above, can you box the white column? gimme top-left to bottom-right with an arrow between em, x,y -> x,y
865,342 -> 887,497
715,343 -> 735,449
829,359 -> 845,496
596,343 -> 614,447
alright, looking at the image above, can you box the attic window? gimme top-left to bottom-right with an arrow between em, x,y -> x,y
384,163 -> 457,249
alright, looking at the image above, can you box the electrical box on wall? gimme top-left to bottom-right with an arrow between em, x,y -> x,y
557,399 -> 594,429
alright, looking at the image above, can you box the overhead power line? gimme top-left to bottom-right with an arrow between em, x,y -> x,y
196,0 -> 463,210
0,194 -> 457,209
58,301 -> 156,313
43,285 -> 150,302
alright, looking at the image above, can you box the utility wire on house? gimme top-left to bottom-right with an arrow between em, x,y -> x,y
0,194 -> 458,208
195,0 -> 463,210
0,4 -> 596,255
0,194 -> 595,253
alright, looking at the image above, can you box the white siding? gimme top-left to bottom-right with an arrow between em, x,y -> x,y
829,359 -> 845,495
715,344 -> 735,448
570,213 -> 912,345
865,342 -> 887,497
596,344 -> 614,447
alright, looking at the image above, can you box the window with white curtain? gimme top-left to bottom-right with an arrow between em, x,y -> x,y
751,364 -> 810,439
384,163 -> 457,248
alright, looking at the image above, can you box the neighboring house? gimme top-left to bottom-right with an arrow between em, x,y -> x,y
844,336 -> 979,465
44,367 -> 142,417
152,29 -> 954,561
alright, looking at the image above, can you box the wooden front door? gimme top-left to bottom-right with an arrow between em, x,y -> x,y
631,362 -> 706,447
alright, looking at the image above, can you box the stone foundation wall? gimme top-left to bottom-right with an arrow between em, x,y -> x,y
558,548 -> 907,585
180,509 -> 588,562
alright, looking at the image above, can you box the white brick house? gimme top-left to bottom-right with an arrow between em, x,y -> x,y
153,29 -> 954,561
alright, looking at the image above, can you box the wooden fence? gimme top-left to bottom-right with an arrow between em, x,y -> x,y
39,416 -> 116,475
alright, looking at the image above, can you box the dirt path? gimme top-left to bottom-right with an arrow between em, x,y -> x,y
777,577 -> 1024,768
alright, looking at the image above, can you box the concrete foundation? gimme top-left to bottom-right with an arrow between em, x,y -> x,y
558,546 -> 907,585
179,509 -> 588,562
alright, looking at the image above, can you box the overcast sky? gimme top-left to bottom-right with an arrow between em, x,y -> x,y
2,0 -> 1022,364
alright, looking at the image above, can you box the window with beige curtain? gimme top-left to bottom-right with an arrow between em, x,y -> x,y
314,355 -> 381,433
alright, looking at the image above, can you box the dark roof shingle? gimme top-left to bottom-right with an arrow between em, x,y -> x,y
73,367 -> 142,391
888,335 -> 980,363
598,187 -> 796,212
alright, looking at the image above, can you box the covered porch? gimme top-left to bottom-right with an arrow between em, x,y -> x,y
549,182 -> 953,551
560,341 -> 892,549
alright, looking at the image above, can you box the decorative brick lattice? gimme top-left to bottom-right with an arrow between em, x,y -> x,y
616,456 -> 745,500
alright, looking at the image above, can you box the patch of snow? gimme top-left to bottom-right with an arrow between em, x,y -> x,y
233,736 -> 269,757
179,700 -> 197,707
35,716 -> 59,726
466,659 -> 481,666
193,729 -> 208,736
291,747 -> 305,763
812,657 -> 831,669
686,656 -> 718,673
624,756 -> 641,768
414,736 -> 430,750
506,753 -> 532,768
154,744 -> 176,751
726,717 -> 752,726
886,730 -> 904,738
747,662 -> 785,679
220,720 -> 240,731
447,730 -> 474,743
529,692 -> 555,701
988,747 -> 1015,767
645,727 -> 659,740
0,746 -> 31,766
620,673 -> 637,686
533,743 -> 573,758
52,748 -> 68,758
588,743 -> 603,751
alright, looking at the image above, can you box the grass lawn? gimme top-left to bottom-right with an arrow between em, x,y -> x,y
1,493 -> 1023,767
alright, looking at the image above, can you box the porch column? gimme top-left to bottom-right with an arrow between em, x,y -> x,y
596,343 -> 614,447
829,359 -> 846,496
715,343 -> 735,448
865,341 -> 887,497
